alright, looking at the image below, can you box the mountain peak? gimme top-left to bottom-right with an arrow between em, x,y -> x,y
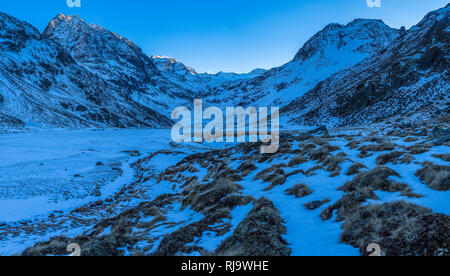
347,18 -> 386,27
42,14 -> 155,80
151,55 -> 198,75
45,14 -> 82,31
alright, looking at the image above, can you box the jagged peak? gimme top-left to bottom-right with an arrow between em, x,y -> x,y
43,14 -> 140,57
347,18 -> 386,27
44,14 -> 129,43
45,14 -> 81,30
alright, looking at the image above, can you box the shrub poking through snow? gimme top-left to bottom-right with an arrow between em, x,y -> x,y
339,167 -> 409,194
376,151 -> 405,165
214,198 -> 291,256
346,163 -> 367,176
340,201 -> 450,256
432,154 -> 450,162
237,161 -> 257,177
285,184 -> 313,198
321,189 -> 378,221
322,166 -> 422,221
358,143 -> 397,158
321,154 -> 346,177
253,164 -> 288,190
415,162 -> 450,191
405,143 -> 431,155
304,199 -> 330,210
346,140 -> 361,150
288,154 -> 308,167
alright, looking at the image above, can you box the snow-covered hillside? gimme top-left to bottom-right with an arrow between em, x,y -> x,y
0,4 -> 448,257
284,5 -> 449,127
192,18 -> 401,110
0,10 -> 407,129
0,13 -> 180,129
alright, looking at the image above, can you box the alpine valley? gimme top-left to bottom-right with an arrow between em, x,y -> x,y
0,4 -> 448,256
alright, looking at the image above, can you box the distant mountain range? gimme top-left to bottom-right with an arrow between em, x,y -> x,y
0,4 -> 448,129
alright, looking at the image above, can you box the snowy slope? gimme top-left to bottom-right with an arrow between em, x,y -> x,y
43,15 -> 195,115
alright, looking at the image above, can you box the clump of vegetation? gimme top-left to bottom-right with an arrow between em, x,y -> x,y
415,162 -> 450,191
182,179 -> 245,212
237,161 -> 257,177
308,144 -> 340,163
285,184 -> 312,198
214,198 -> 291,256
288,154 -> 308,167
340,201 -> 450,256
404,137 -> 419,143
321,189 -> 378,221
304,199 -> 330,210
358,143 -> 396,158
321,153 -> 347,177
339,167 -> 409,194
405,143 -> 431,155
253,164 -> 287,190
322,167 -> 421,221
346,140 -> 361,150
432,154 -> 450,162
346,163 -> 367,176
304,165 -> 323,177
376,151 -> 405,165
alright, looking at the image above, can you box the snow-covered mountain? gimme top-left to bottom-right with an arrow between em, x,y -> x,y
284,4 -> 449,127
194,18 -> 401,108
150,55 -> 267,101
0,6 -> 447,129
0,13 -> 185,129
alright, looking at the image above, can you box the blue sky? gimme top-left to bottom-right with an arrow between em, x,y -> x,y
1,0 -> 448,73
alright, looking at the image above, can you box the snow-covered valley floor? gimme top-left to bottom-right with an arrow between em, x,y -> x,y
0,129 -> 210,255
0,125 -> 449,256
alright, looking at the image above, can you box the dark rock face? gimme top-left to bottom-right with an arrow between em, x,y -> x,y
0,112 -> 25,128
0,12 -> 40,52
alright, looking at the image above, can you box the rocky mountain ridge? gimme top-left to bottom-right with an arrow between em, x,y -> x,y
0,6 -> 448,129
